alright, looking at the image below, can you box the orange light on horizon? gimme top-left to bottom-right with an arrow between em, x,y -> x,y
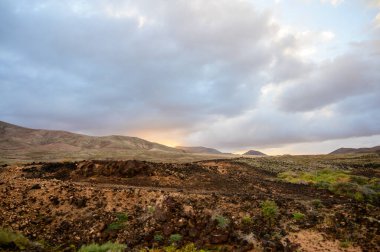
126,129 -> 183,148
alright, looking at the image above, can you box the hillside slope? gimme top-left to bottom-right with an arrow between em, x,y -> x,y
0,121 -> 190,163
329,146 -> 380,154
243,150 -> 266,156
176,146 -> 223,154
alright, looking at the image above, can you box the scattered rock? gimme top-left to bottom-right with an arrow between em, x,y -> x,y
30,184 -> 41,190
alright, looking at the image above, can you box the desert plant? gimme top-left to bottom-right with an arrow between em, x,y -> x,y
78,241 -> 126,252
212,215 -> 230,229
180,243 -> 208,252
115,213 -> 128,222
279,169 -> 380,203
107,212 -> 128,231
261,200 -> 278,224
147,205 -> 156,214
292,212 -> 305,221
241,216 -> 252,225
311,199 -> 323,208
156,243 -> 208,252
169,234 -> 182,245
154,234 -> 164,242
339,240 -> 351,248
0,228 -> 31,250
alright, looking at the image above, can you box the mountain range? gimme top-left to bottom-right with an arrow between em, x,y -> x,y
0,121 -> 233,163
243,150 -> 267,156
175,146 -> 223,154
329,146 -> 380,155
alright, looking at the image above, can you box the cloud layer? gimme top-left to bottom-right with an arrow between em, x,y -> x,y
0,0 -> 379,152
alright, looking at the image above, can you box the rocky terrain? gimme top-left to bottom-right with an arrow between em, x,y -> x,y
0,154 -> 379,251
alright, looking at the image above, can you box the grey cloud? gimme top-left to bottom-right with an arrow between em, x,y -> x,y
0,0 -> 379,150
275,51 -> 380,112
186,102 -> 380,150
2,0 -> 302,137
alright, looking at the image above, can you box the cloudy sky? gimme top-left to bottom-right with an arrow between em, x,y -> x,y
1,0 -> 379,154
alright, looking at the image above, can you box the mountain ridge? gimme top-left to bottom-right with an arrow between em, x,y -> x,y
243,150 -> 266,156
329,146 -> 380,155
175,146 -> 223,154
0,120 -> 181,152
0,120 -> 199,163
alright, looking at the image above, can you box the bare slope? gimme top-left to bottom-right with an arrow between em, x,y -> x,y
0,121 -> 180,152
176,146 -> 223,154
0,121 -> 185,163
329,146 -> 380,154
243,150 -> 266,156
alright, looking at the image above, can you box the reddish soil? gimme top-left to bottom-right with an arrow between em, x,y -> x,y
0,159 -> 379,251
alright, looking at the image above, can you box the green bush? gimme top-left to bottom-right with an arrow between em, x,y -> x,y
311,199 -> 323,208
279,169 -> 350,185
147,205 -> 156,214
241,216 -> 252,225
163,243 -> 199,252
154,234 -> 164,242
261,200 -> 278,224
78,241 -> 126,252
107,213 -> 128,231
292,212 -> 305,221
169,234 -> 182,244
0,228 -> 30,250
115,213 -> 128,222
339,240 -> 351,248
212,215 -> 230,229
279,169 -> 380,203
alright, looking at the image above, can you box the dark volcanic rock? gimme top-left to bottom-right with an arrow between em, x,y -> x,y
30,184 -> 41,190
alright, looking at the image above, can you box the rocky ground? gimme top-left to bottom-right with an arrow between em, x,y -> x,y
0,157 -> 379,251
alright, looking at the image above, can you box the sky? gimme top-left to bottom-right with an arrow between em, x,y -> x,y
1,0 -> 380,155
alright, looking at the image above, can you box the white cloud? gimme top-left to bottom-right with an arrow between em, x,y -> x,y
375,13 -> 380,28
0,0 -> 379,152
321,0 -> 344,6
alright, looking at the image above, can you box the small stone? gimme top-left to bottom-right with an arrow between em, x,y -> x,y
30,184 -> 41,190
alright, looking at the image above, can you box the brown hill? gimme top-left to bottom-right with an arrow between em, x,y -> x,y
175,146 -> 223,154
329,146 -> 380,155
0,120 -> 187,163
243,150 -> 266,156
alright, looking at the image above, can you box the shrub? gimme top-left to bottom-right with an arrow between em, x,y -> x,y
339,240 -> 351,248
241,216 -> 252,225
106,222 -> 125,231
261,200 -> 278,224
0,228 -> 30,250
147,205 -> 156,214
140,243 -> 209,252
292,212 -> 305,221
115,213 -> 128,222
279,169 -> 380,203
279,169 -> 351,185
163,245 -> 177,252
154,234 -> 164,242
169,234 -> 182,244
311,199 -> 323,208
212,215 -> 230,229
78,242 -> 126,252
107,213 -> 128,231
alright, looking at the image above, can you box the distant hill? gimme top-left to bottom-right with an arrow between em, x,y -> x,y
0,120 -> 187,163
329,146 -> 380,155
243,150 -> 266,156
176,146 -> 223,154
